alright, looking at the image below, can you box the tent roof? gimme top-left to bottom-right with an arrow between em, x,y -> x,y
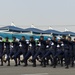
24,28 -> 43,34
0,26 -> 24,32
62,31 -> 75,36
42,29 -> 61,35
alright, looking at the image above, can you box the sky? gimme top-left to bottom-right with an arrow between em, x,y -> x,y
0,0 -> 75,31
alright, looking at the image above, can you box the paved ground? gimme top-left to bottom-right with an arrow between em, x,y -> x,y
0,61 -> 75,75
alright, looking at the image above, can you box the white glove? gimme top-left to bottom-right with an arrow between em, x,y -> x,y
51,42 -> 54,46
0,40 -> 2,42
48,38 -> 51,40
4,46 -> 6,48
29,43 -> 32,47
5,54 -> 7,59
19,43 -> 22,47
26,41 -> 29,44
10,45 -> 13,48
57,45 -> 60,48
38,43 -> 41,46
46,45 -> 49,48
61,43 -> 64,46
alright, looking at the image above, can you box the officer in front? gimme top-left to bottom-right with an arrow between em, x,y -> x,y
32,36 -> 46,67
23,36 -> 36,67
13,36 -> 28,66
3,37 -> 10,66
0,37 -> 4,66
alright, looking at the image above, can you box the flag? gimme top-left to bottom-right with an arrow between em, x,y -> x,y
49,26 -> 53,30
65,28 -> 69,31
31,24 -> 36,28
11,22 -> 15,26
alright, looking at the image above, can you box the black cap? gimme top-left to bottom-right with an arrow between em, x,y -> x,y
68,36 -> 71,39
0,36 -> 2,40
30,36 -> 34,38
12,36 -> 16,39
53,35 -> 56,39
5,37 -> 9,39
22,36 -> 25,38
62,35 -> 66,38
40,36 -> 44,38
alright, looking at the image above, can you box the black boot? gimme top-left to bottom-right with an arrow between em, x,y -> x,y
61,58 -> 63,67
71,62 -> 74,67
65,65 -> 69,69
33,61 -> 36,67
14,59 -> 18,66
53,58 -> 57,68
7,60 -> 10,66
42,59 -> 46,67
53,65 -> 56,68
24,60 -> 28,67
1,58 -> 3,66
46,59 -> 49,65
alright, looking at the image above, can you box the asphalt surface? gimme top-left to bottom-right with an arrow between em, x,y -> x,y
0,61 -> 75,75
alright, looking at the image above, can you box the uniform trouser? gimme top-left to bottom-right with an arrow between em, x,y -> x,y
13,49 -> 27,60
54,50 -> 64,65
64,50 -> 69,66
69,50 -> 74,66
14,49 -> 27,65
0,51 -> 3,65
74,50 -> 75,60
42,50 -> 56,65
2,50 -> 10,64
45,50 -> 52,64
54,50 -> 64,58
42,50 -> 55,59
24,50 -> 35,65
7,50 -> 14,60
33,50 -> 46,60
32,50 -> 46,66
6,50 -> 18,65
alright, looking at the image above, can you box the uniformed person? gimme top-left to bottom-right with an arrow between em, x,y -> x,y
0,37 -> 4,66
23,36 -> 36,67
45,38 -> 52,65
13,36 -> 28,65
5,37 -> 19,66
54,37 -> 64,67
67,36 -> 73,67
41,36 -> 57,68
3,37 -> 10,66
32,36 -> 46,67
61,35 -> 70,69
72,38 -> 75,67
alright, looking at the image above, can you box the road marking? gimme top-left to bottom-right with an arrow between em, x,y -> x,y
22,73 -> 48,75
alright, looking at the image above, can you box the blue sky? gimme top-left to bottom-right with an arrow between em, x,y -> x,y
0,0 -> 75,31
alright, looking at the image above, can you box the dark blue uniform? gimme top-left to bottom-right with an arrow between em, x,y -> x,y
32,39 -> 46,67
3,41 -> 10,66
54,41 -> 64,67
41,39 -> 57,67
68,41 -> 73,67
13,40 -> 28,65
45,40 -> 52,65
24,39 -> 36,66
0,41 -> 4,66
72,41 -> 75,66
6,41 -> 19,66
61,39 -> 70,68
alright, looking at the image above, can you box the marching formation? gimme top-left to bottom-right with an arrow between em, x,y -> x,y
0,35 -> 75,69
